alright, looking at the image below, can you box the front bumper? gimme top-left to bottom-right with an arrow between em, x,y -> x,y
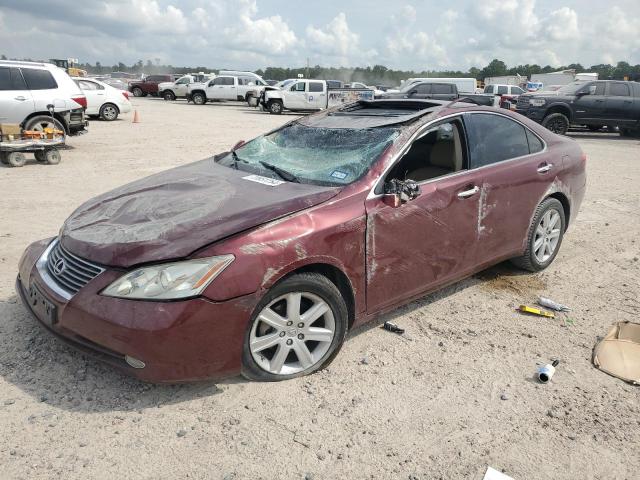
515,107 -> 545,122
16,239 -> 259,383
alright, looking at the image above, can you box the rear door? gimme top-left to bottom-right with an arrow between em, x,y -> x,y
76,79 -> 103,115
604,82 -> 635,126
463,112 -> 555,264
431,83 -> 457,100
0,66 -> 34,124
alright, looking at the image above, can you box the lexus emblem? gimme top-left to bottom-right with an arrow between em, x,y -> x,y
52,258 -> 66,276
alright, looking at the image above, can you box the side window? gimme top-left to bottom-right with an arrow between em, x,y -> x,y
432,84 -> 452,94
224,77 -> 235,86
415,84 -> 431,94
292,82 -> 306,92
465,113 -> 530,167
525,129 -> 544,154
609,83 -> 630,97
176,77 -> 190,85
78,80 -> 97,91
483,85 -> 492,93
309,82 -> 323,93
497,85 -> 508,95
213,77 -> 225,86
512,86 -> 525,95
21,69 -> 58,90
387,121 -> 466,183
0,67 -> 27,90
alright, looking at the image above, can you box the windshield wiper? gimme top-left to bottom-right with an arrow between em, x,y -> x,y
258,160 -> 300,183
231,150 -> 245,169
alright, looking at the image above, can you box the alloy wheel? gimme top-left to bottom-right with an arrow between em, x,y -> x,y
533,209 -> 561,263
102,105 -> 118,120
548,118 -> 566,134
250,292 -> 336,375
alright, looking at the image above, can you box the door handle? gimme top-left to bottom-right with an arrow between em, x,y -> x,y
537,163 -> 553,173
457,186 -> 479,198
14,96 -> 27,101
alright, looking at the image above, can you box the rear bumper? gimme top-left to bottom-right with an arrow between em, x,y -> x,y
17,239 -> 259,383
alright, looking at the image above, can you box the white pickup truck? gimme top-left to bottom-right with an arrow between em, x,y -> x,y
257,79 -> 375,114
158,74 -> 214,101
187,75 -> 268,105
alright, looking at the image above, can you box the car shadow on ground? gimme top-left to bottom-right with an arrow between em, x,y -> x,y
0,262 -> 531,413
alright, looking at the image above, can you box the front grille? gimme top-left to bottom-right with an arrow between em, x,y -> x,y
516,96 -> 530,109
46,240 -> 104,295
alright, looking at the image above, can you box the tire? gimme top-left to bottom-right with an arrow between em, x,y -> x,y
241,273 -> 348,382
268,100 -> 283,115
541,113 -> 569,135
511,198 -> 566,272
132,87 -> 143,97
23,115 -> 66,139
34,150 -> 46,162
44,148 -> 61,165
7,152 -> 26,167
587,125 -> 603,132
99,103 -> 119,121
192,92 -> 206,105
163,90 -> 176,101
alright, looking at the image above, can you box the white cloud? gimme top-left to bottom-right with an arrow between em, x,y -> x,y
305,13 -> 376,64
101,0 -> 188,34
544,7 -> 579,41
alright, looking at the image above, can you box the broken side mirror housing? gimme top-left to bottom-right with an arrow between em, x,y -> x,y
383,179 -> 421,208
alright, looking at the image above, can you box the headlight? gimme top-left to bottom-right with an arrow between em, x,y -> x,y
529,98 -> 546,107
102,255 -> 234,300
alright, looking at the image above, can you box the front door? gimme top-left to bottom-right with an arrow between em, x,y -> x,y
287,82 -> 307,109
210,76 -> 235,100
573,82 -> 606,123
0,67 -> 35,124
365,119 -> 483,313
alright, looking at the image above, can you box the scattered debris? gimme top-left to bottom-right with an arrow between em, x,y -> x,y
483,466 -> 514,480
593,321 -> 640,384
382,321 -> 405,334
518,305 -> 555,318
500,393 -> 509,401
537,360 -> 560,383
538,297 -> 570,312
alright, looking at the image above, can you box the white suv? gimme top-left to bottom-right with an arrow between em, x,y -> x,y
0,60 -> 88,136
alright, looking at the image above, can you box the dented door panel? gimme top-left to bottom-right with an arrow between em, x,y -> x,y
364,170 -> 484,313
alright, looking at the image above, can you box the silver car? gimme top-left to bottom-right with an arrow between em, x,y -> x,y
0,60 -> 88,136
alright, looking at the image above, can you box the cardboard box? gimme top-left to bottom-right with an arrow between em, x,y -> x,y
0,123 -> 22,136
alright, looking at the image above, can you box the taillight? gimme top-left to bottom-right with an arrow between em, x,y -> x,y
72,96 -> 87,109
122,91 -> 130,100
581,153 -> 587,164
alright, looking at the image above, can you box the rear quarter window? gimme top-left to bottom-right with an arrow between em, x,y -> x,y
21,68 -> 58,90
526,129 -> 544,154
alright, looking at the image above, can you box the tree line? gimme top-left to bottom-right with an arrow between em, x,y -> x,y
2,54 -> 639,85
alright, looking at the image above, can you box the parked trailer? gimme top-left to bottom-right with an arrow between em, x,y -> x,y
484,75 -> 525,86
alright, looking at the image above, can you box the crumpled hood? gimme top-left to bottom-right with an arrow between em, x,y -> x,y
60,156 -> 339,267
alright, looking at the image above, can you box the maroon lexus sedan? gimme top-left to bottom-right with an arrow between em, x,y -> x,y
17,99 -> 586,382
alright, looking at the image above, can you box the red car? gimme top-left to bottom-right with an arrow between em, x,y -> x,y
128,74 -> 174,97
17,99 -> 586,383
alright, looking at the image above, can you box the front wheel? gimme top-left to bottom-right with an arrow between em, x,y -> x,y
511,198 -> 566,272
242,273 -> 348,381
192,92 -> 206,105
132,87 -> 143,97
542,113 -> 569,135
268,100 -> 283,115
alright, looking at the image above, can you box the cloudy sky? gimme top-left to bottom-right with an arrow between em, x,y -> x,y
0,0 -> 639,70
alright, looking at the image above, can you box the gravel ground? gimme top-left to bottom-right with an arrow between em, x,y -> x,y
1,99 -> 639,480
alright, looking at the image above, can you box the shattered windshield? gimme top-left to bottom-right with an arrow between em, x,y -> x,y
217,123 -> 399,186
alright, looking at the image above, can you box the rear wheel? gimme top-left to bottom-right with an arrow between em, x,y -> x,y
99,103 -> 119,121
132,87 -> 144,97
23,115 -> 66,140
242,273 -> 348,381
192,92 -> 206,105
163,90 -> 176,101
511,198 -> 565,272
268,100 -> 283,115
7,152 -> 26,167
542,113 -> 569,135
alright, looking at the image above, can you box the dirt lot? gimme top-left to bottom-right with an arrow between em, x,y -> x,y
1,98 -> 639,480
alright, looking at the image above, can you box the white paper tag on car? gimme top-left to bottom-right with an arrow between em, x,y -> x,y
242,175 -> 285,186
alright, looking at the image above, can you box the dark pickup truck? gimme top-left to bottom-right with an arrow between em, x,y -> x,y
128,74 -> 175,97
381,82 -> 497,106
516,80 -> 640,136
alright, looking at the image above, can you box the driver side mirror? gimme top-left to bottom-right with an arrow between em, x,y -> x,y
383,179 -> 421,208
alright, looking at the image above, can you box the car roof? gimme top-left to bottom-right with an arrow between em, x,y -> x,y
0,60 -> 52,69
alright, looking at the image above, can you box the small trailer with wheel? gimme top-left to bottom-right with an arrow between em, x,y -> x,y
0,138 -> 63,167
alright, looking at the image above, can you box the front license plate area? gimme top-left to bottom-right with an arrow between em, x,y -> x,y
28,283 -> 57,327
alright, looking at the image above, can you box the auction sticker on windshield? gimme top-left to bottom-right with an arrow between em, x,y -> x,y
242,175 -> 285,186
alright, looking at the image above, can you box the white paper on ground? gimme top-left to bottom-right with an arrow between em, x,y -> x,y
483,466 -> 514,480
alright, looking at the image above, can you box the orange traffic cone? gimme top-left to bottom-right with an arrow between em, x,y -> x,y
132,110 -> 140,123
